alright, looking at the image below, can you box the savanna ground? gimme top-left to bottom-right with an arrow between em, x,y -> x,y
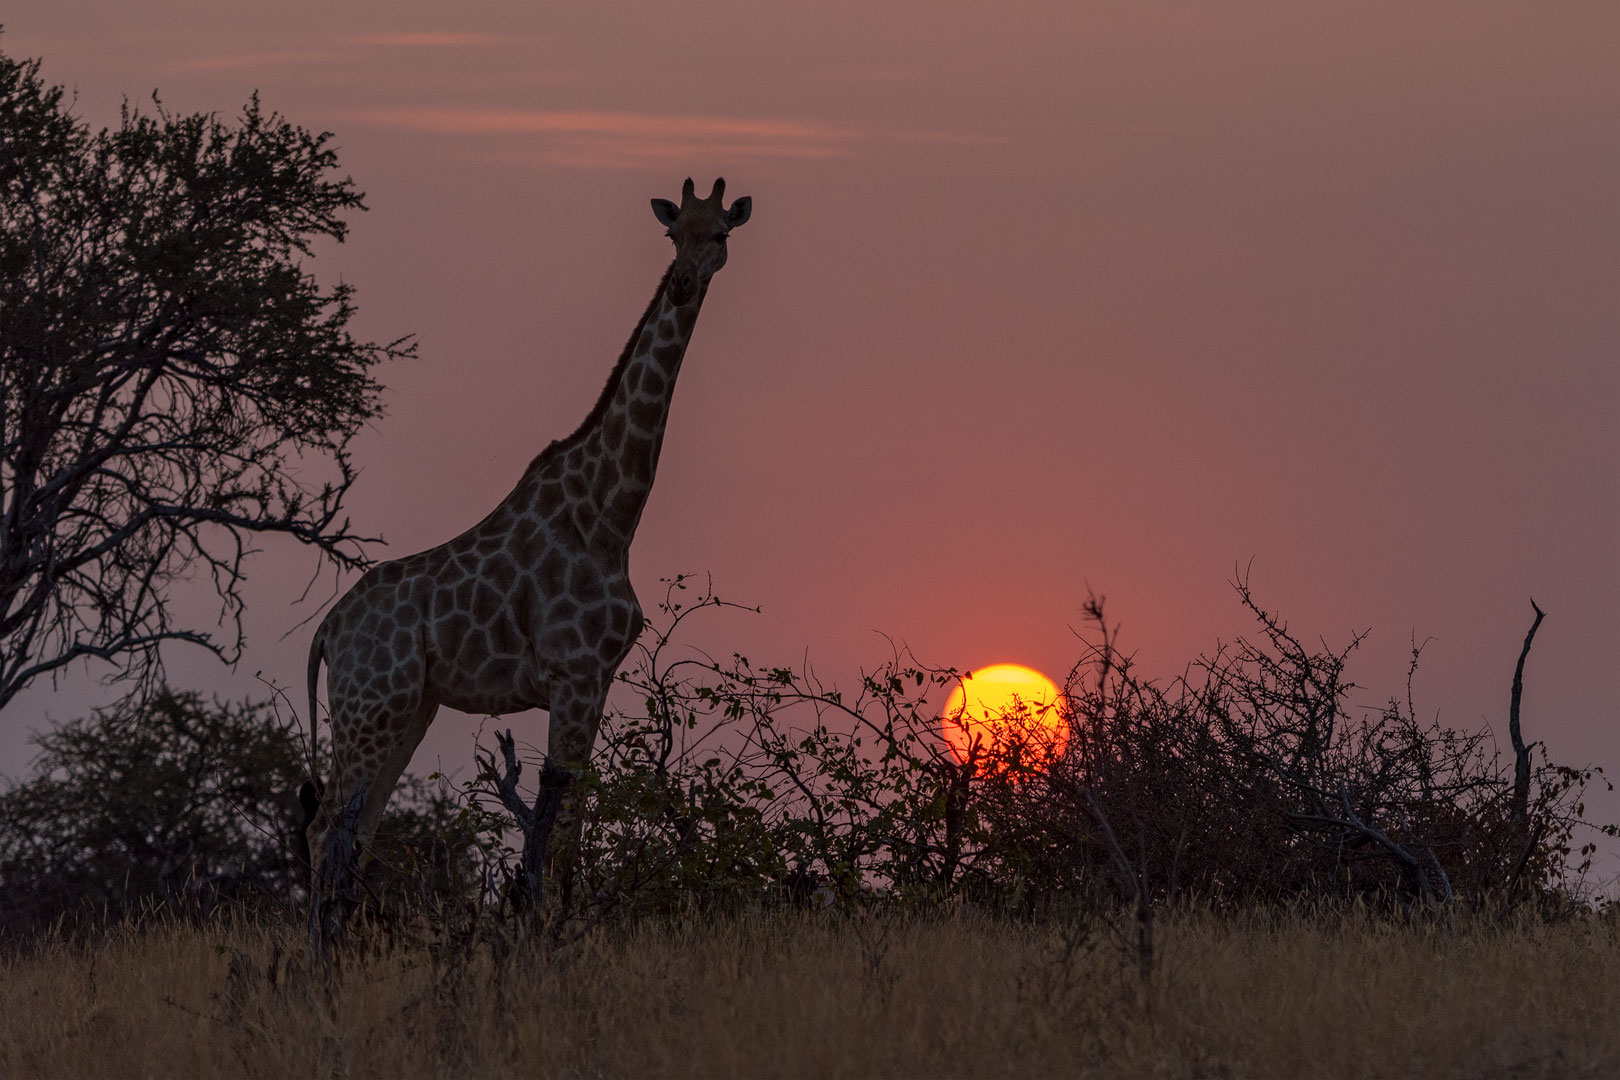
3,905 -> 1617,1079
4,585 -> 1615,1078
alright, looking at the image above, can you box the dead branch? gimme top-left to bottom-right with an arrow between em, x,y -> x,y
476,729 -> 535,833
1509,600 -> 1546,827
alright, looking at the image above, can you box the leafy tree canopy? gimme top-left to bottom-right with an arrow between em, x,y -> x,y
0,687 -> 310,930
0,685 -> 470,938
0,43 -> 412,711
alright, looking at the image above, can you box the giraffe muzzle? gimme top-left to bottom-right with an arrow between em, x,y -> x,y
667,271 -> 697,307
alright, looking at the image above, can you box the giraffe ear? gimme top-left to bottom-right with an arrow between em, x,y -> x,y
651,199 -> 680,227
725,196 -> 752,228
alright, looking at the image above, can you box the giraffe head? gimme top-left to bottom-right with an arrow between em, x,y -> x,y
651,177 -> 751,306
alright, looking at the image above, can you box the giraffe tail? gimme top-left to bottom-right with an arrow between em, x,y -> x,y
307,622 -> 328,734
298,623 -> 331,871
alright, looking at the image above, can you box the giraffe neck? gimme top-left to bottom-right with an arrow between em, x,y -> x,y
574,261 -> 707,540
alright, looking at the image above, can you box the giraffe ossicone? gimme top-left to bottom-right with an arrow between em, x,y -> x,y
303,177 -> 752,906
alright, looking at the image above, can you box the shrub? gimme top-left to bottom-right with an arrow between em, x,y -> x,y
467,576 -> 1606,921
0,686 -> 473,940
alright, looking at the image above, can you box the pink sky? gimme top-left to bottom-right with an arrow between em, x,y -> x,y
5,3 -> 1618,868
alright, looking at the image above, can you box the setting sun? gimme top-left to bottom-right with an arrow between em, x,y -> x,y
941,663 -> 1068,770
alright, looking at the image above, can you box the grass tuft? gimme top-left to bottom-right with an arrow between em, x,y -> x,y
2,907 -> 1615,1078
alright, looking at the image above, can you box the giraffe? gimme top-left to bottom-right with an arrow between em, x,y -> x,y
303,177 -> 752,911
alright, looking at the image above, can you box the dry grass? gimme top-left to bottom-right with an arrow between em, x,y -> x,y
2,906 -> 1616,1079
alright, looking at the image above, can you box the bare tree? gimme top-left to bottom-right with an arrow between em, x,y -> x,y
0,46 -> 412,711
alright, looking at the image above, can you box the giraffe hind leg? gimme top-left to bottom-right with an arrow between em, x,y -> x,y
319,697 -> 438,871
309,783 -> 365,960
309,686 -> 434,954
356,698 -> 441,857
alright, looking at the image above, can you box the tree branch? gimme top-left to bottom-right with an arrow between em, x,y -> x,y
1508,600 -> 1545,827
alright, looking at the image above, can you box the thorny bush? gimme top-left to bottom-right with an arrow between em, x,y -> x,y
461,575 -> 1609,922
4,577 -> 1603,944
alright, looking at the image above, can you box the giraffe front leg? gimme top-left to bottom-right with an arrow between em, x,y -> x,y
511,758 -> 574,919
513,680 -> 609,920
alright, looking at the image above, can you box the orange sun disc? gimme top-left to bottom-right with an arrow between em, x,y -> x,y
941,663 -> 1068,770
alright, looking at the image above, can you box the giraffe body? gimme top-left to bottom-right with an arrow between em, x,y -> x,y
306,178 -> 751,865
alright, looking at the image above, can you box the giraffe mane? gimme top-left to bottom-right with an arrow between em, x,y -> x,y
530,260 -> 677,468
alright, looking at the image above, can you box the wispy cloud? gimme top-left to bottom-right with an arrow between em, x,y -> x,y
353,32 -> 506,48
357,107 -> 857,142
818,65 -> 915,84
350,106 -> 861,168
179,31 -> 507,73
895,130 -> 1008,147
182,49 -> 343,72
473,141 -> 849,171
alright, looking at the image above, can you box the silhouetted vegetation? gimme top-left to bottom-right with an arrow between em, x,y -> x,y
0,42 -> 411,712
2,578 -> 1605,949
0,687 -> 471,941
474,575 -> 1607,928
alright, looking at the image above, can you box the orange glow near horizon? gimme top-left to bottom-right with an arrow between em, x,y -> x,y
941,663 -> 1068,771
